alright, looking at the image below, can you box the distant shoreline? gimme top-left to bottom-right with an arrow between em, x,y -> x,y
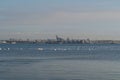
1,36 -> 120,44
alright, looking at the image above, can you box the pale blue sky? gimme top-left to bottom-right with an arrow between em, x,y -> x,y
1,0 -> 120,40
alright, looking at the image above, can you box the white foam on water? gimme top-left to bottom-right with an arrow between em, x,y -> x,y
20,48 -> 23,50
7,48 -> 10,50
63,49 -> 67,51
89,48 -> 91,51
54,49 -> 57,51
38,48 -> 43,51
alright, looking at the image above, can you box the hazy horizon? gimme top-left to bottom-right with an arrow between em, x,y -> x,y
1,0 -> 120,40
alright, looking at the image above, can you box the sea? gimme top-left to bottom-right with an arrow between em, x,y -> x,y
0,43 -> 120,80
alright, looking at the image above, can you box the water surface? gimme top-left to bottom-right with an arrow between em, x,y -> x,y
0,44 -> 120,80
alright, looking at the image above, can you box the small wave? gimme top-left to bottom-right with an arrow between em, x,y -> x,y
38,48 -> 43,51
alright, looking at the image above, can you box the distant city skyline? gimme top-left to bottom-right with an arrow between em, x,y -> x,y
1,0 -> 120,40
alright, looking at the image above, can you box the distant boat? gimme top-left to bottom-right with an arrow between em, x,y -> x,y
2,41 -> 7,44
11,42 -> 16,44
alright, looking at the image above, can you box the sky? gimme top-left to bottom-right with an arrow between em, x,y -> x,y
1,0 -> 120,40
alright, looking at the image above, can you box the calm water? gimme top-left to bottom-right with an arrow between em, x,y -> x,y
1,44 -> 120,80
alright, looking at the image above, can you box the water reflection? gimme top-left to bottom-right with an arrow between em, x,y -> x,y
0,58 -> 120,80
